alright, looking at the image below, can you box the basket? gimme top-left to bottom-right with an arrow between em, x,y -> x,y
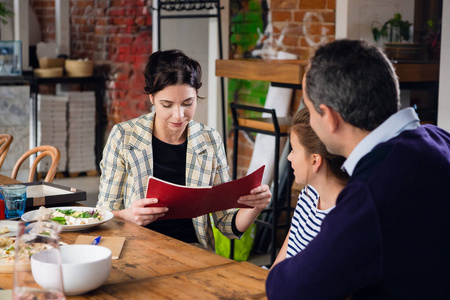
38,57 -> 65,68
65,59 -> 94,77
34,67 -> 64,78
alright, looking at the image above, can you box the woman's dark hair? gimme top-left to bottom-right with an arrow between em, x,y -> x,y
144,49 -> 202,95
291,108 -> 349,185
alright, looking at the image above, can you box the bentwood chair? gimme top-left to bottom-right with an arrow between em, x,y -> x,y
11,145 -> 61,183
0,134 -> 13,170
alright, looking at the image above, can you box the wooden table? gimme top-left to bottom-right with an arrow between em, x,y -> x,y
0,177 -> 269,299
0,174 -> 20,186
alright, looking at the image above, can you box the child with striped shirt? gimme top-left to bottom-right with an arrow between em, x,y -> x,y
271,108 -> 349,268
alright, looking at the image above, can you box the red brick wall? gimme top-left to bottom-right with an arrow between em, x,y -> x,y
229,0 -> 335,178
272,0 -> 336,59
30,0 -> 153,130
30,0 -> 56,42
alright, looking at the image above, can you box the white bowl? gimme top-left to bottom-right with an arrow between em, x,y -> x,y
31,245 -> 112,295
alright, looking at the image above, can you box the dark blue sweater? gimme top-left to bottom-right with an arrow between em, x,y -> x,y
266,125 -> 450,299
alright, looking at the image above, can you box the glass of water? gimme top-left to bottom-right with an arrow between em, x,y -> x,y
0,184 -> 27,219
13,221 -> 65,300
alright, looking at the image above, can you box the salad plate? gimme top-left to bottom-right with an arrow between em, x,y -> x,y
21,207 -> 114,232
0,220 -> 20,237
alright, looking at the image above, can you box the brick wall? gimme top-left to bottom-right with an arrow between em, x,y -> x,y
271,0 -> 335,59
228,0 -> 335,179
30,0 -> 56,42
30,0 -> 153,132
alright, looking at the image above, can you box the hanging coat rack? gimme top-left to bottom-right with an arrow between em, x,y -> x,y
154,0 -> 227,149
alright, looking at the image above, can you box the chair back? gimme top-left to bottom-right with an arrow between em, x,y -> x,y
11,145 -> 61,183
0,134 -> 13,170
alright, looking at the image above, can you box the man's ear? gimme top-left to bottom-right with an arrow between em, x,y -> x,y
149,95 -> 154,105
311,154 -> 323,173
319,104 -> 341,133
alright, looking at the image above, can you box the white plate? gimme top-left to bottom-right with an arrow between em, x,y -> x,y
21,207 -> 114,232
0,220 -> 20,237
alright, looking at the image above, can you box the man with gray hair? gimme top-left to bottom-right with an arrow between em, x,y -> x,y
266,39 -> 450,299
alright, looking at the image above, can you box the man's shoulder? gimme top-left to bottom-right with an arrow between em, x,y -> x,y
353,124 -> 450,181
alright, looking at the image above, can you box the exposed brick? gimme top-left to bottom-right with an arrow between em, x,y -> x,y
271,0 -> 298,10
107,26 -> 120,34
96,17 -> 110,26
32,0 -> 55,8
299,0 -> 326,9
124,8 -> 136,16
294,11 -> 306,22
108,7 -> 125,16
74,0 -> 94,8
272,11 -> 292,22
282,34 -> 300,47
109,0 -> 122,6
94,26 -> 106,35
120,34 -> 134,45
291,47 -> 314,60
322,11 -> 335,23
111,17 -> 124,25
327,0 -> 336,9
136,6 -> 148,15
73,16 -> 87,25
124,17 -> 135,26
122,26 -> 138,34
135,16 -> 146,26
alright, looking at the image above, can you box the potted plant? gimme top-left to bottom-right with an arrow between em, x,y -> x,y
372,13 -> 412,43
0,1 -> 13,41
372,13 -> 423,60
0,2 -> 13,25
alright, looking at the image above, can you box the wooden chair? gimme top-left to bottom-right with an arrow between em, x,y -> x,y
11,145 -> 61,183
0,134 -> 13,170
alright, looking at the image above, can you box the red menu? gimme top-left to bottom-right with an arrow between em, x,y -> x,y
145,165 -> 265,220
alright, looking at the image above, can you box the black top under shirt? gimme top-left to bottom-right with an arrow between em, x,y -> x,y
145,135 -> 199,244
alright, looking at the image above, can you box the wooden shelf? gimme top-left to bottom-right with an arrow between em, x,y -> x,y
393,62 -> 440,82
216,59 -> 439,84
216,59 -> 307,85
237,117 -> 291,133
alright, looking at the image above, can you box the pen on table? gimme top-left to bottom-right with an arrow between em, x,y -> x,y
91,236 -> 101,245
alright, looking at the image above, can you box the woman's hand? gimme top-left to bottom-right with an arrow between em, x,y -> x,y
113,198 -> 168,226
237,184 -> 271,211
234,184 -> 271,233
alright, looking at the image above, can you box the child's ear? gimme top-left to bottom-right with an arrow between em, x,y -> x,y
149,95 -> 154,105
312,154 -> 323,173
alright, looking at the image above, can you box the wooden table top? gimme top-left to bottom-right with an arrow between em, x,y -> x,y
215,59 -> 440,84
0,174 -> 20,185
0,175 -> 269,299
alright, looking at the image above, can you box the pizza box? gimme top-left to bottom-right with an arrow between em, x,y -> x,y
1,181 -> 87,208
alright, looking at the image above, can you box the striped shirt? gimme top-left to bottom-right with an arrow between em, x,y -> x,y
286,185 -> 334,258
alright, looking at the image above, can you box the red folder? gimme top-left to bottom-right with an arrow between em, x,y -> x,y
145,165 -> 265,220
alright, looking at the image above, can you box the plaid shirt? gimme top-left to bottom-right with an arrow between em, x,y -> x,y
97,112 -> 239,251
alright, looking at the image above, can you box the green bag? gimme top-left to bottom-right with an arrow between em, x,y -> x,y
213,222 -> 256,261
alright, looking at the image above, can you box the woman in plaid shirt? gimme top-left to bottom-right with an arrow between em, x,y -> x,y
97,50 -> 271,251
